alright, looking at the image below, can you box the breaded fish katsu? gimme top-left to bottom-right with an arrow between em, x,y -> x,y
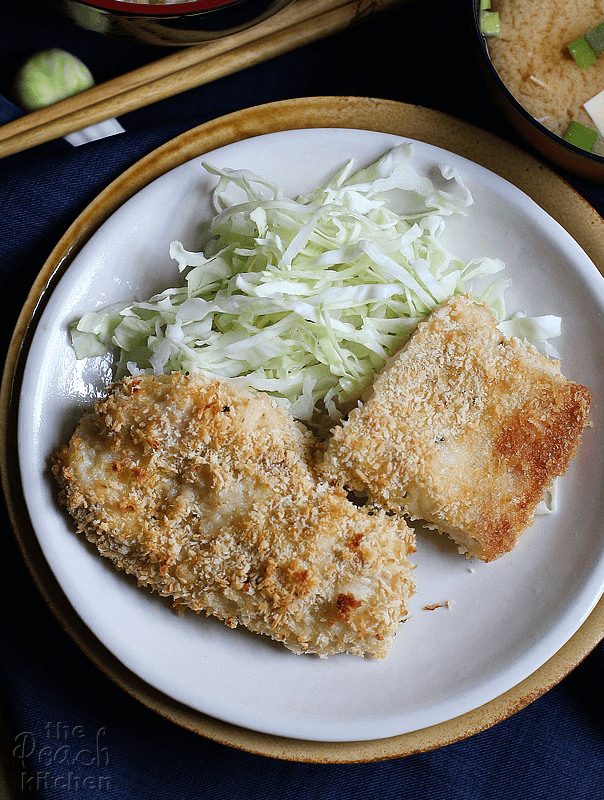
321,295 -> 591,561
52,373 -> 416,657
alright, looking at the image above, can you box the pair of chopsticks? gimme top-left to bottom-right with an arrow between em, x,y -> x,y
0,0 -> 407,159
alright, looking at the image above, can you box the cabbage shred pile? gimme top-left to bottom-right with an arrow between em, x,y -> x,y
71,144 -> 552,431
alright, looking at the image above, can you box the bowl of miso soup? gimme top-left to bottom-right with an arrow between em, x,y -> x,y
470,0 -> 604,182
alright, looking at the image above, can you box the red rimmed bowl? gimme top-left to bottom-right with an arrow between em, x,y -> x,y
43,0 -> 295,46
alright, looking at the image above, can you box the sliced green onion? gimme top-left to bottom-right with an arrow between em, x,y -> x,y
567,36 -> 597,69
562,120 -> 598,151
585,21 -> 604,55
480,10 -> 500,35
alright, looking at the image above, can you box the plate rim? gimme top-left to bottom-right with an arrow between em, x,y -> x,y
3,95 -> 604,762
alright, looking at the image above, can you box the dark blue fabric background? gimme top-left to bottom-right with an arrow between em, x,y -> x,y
1,2 -> 603,797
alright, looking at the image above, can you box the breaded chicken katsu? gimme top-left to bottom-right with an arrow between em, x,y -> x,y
52,373 -> 416,657
321,295 -> 591,562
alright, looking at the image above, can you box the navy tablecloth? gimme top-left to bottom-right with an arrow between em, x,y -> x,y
1,1 -> 603,797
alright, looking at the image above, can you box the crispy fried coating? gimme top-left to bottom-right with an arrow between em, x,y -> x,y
52,373 -> 416,657
321,295 -> 591,561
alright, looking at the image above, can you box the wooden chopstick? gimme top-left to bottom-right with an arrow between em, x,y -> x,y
0,0 -> 407,159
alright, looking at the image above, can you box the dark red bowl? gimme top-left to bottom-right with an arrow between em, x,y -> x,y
43,0 -> 295,46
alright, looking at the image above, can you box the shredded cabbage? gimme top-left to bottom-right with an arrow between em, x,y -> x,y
70,143 -> 560,432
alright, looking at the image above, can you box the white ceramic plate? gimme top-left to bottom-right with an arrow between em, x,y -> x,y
18,128 -> 604,743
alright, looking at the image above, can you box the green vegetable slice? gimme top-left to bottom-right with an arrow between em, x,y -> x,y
563,121 -> 598,151
480,10 -> 500,35
567,36 -> 597,69
585,21 -> 604,55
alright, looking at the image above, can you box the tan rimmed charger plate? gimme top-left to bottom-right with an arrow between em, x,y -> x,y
3,96 -> 604,763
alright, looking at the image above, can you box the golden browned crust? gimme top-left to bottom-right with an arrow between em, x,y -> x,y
321,295 -> 591,561
52,373 -> 415,657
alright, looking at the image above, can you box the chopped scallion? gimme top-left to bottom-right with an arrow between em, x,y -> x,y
567,36 -> 597,69
480,10 -> 500,35
562,120 -> 598,151
586,21 -> 604,55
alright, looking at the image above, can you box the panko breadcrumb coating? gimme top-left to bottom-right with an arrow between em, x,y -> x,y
321,295 -> 591,562
52,373 -> 416,658
488,0 -> 604,136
